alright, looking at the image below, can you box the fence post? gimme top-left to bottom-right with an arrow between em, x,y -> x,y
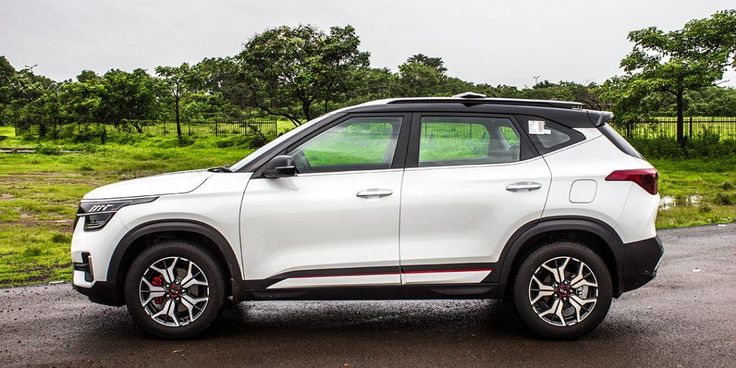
215,121 -> 218,137
689,115 -> 692,139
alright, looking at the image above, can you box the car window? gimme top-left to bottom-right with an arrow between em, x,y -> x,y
418,116 -> 521,167
520,116 -> 585,154
288,116 -> 403,173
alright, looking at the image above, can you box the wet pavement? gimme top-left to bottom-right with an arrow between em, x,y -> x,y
1,225 -> 735,367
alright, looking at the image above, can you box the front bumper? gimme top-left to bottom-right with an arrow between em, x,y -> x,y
72,281 -> 124,306
621,235 -> 664,293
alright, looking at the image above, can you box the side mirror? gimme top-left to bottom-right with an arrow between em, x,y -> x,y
263,155 -> 296,178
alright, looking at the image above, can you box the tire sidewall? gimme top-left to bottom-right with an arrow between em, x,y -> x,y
513,242 -> 613,339
124,241 -> 225,339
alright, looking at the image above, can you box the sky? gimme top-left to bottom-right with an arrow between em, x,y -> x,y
1,0 -> 735,87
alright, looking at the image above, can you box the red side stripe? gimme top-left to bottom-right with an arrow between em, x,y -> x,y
290,269 -> 492,279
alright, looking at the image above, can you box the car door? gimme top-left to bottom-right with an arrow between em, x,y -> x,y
240,114 -> 409,289
399,113 -> 551,285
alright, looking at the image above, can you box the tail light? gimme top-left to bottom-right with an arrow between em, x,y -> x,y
605,168 -> 658,195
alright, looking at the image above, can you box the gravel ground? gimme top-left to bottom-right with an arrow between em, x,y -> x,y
1,224 -> 734,367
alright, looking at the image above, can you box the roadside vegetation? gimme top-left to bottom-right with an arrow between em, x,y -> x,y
1,129 -> 734,286
0,10 -> 735,286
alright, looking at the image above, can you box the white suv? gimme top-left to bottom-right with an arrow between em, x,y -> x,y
71,94 -> 663,339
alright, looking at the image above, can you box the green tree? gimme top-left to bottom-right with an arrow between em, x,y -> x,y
406,53 -> 447,73
236,25 -> 370,126
618,10 -> 736,144
156,63 -> 198,138
394,59 -> 446,97
98,69 -> 160,132
57,70 -> 103,125
0,56 -> 17,125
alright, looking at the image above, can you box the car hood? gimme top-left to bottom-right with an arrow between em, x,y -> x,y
83,170 -> 213,200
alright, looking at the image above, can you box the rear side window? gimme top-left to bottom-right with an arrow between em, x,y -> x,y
417,116 -> 521,167
519,116 -> 584,154
599,124 -> 644,159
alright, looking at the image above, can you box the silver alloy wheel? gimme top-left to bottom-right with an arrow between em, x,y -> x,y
138,256 -> 210,327
528,256 -> 598,327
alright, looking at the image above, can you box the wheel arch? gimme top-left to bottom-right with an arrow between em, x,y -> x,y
108,219 -> 245,304
491,216 -> 625,297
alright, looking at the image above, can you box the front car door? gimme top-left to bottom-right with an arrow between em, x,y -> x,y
399,114 -> 551,285
240,114 -> 410,290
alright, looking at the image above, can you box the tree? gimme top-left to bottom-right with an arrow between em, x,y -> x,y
619,10 -> 736,144
1,62 -> 58,136
156,63 -> 197,138
190,57 -> 245,118
406,53 -> 447,73
58,70 -> 103,125
236,25 -> 370,126
394,59 -> 446,97
0,56 -> 17,125
98,69 -> 159,131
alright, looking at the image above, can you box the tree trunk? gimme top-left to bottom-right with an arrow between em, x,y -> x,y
302,100 -> 312,122
175,96 -> 182,138
676,89 -> 685,145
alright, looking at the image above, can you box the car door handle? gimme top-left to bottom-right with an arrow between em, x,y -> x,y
356,188 -> 394,198
506,182 -> 542,191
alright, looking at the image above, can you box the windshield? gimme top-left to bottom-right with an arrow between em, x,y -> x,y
229,112 -> 335,172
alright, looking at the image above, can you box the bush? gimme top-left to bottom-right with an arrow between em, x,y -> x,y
722,181 -> 734,191
629,127 -> 736,159
714,192 -> 733,205
631,137 -> 684,158
34,144 -> 61,155
22,245 -> 43,257
50,124 -> 106,143
177,135 -> 195,147
51,233 -> 71,244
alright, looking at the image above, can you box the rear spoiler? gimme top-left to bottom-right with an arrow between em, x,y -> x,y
588,111 -> 614,127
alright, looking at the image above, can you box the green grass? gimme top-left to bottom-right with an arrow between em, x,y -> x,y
651,157 -> 736,228
0,129 -> 734,287
0,134 -> 252,286
0,126 -> 15,137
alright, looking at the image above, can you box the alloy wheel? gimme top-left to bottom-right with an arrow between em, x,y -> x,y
528,256 -> 599,327
138,256 -> 210,327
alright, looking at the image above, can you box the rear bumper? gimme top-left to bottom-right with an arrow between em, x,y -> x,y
621,235 -> 664,293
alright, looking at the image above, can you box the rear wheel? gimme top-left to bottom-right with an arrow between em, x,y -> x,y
124,241 -> 225,339
512,242 -> 612,339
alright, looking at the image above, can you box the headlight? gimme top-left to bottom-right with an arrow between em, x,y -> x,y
76,196 -> 158,231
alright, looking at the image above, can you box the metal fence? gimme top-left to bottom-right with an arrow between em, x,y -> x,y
127,119 -> 278,138
18,119 -> 279,139
626,116 -> 736,140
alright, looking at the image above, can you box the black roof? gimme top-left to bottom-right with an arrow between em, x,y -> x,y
341,97 -> 612,129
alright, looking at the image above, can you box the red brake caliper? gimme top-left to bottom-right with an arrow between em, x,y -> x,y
150,276 -> 164,305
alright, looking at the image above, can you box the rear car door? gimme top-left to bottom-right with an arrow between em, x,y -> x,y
399,114 -> 551,285
240,114 -> 410,289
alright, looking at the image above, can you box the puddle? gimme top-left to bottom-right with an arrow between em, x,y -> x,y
659,195 -> 703,210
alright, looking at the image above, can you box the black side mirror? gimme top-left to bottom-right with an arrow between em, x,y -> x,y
263,155 -> 296,178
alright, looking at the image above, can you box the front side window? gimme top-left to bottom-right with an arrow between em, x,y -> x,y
288,116 -> 403,173
418,116 -> 521,167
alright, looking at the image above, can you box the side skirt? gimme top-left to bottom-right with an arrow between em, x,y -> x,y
245,283 -> 502,301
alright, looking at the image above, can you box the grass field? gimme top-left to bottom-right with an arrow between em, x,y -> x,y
0,129 -> 734,287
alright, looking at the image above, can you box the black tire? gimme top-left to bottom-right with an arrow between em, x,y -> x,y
512,242 -> 612,340
124,240 -> 225,339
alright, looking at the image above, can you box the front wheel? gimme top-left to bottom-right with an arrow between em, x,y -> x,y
512,242 -> 612,339
124,241 -> 225,339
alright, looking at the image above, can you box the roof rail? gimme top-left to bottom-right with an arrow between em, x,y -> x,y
386,97 -> 584,109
